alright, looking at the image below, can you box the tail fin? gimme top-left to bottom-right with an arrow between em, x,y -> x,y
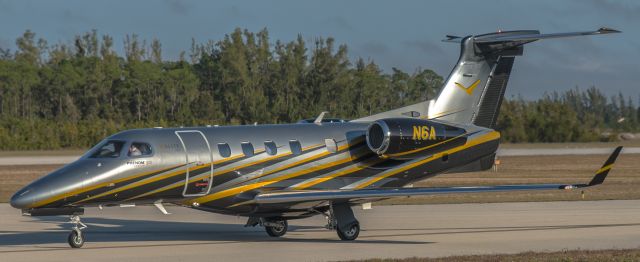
429,28 -> 620,127
354,28 -> 620,124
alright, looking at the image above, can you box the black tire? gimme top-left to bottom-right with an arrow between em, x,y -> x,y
337,222 -> 359,241
265,219 -> 288,237
68,230 -> 84,248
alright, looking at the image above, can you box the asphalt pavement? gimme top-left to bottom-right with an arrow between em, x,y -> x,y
1,200 -> 639,261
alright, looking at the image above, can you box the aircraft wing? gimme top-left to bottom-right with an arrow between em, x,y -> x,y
242,146 -> 622,206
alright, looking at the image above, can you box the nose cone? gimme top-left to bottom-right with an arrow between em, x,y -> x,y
10,159 -> 95,209
10,186 -> 34,209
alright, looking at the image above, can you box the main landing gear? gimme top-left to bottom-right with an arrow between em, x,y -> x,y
245,217 -> 289,238
264,218 -> 288,237
324,202 -> 360,241
68,215 -> 87,248
245,202 -> 360,241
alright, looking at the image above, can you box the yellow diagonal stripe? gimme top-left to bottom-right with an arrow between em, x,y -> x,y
124,144 -> 326,201
187,145 -> 357,205
596,164 -> 613,174
354,131 -> 500,189
291,158 -> 384,190
72,164 -> 207,204
28,163 -> 185,208
32,153 -> 248,208
384,133 -> 467,158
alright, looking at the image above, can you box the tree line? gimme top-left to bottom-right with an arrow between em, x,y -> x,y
497,87 -> 638,143
0,29 -> 636,150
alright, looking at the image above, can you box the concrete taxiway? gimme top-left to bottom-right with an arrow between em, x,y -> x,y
1,200 -> 639,261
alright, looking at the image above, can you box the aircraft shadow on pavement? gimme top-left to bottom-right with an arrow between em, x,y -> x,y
355,223 -> 640,239
0,216 -> 430,248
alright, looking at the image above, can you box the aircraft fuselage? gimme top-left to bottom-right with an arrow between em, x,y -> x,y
11,121 -> 499,217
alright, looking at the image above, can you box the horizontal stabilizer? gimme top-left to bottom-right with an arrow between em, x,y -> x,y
443,27 -> 620,43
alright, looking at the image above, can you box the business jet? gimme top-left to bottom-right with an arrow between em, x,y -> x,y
11,27 -> 621,248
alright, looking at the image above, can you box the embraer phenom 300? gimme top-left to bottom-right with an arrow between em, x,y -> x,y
11,28 -> 622,248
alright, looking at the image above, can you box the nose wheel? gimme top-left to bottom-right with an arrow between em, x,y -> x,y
68,229 -> 84,248
68,215 -> 87,248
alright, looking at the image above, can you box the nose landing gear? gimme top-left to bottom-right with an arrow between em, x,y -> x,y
68,215 -> 87,248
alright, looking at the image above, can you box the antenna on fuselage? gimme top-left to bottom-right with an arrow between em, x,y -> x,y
314,111 -> 329,125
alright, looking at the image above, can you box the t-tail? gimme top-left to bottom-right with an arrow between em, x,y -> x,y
355,27 -> 620,126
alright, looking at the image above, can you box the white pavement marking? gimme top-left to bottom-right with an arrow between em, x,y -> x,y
0,200 -> 639,261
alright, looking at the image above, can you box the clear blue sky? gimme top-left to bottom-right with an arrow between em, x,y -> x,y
0,0 -> 637,99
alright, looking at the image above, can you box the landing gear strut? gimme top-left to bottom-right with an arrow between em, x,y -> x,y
324,202 -> 360,241
68,215 -> 87,248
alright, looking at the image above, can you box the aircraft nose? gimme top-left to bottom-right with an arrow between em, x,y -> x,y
10,187 -> 33,209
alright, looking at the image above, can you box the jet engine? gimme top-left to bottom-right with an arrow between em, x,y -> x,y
365,118 -> 467,159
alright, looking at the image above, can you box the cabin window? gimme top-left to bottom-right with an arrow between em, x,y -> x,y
218,143 -> 231,158
128,142 -> 153,157
265,141 -> 277,156
90,140 -> 125,158
325,138 -> 338,153
289,140 -> 302,155
241,142 -> 255,157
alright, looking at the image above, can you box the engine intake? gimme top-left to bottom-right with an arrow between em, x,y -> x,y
366,118 -> 467,159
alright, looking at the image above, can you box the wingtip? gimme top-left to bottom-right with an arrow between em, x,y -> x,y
598,27 -> 621,34
442,35 -> 463,43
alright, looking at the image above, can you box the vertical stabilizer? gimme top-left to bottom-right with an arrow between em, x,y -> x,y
354,28 -> 619,126
430,28 -> 619,127
427,35 -> 519,127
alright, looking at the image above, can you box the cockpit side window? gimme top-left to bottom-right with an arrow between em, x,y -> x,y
90,140 -> 125,158
128,142 -> 153,157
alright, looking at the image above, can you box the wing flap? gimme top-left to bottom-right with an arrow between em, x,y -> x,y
252,184 -> 568,205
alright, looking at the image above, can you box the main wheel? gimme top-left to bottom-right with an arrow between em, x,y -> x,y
265,219 -> 288,237
337,222 -> 359,241
68,230 -> 85,248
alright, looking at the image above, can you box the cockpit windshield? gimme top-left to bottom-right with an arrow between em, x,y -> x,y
89,140 -> 125,158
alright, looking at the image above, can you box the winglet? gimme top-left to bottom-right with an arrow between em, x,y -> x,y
587,146 -> 623,186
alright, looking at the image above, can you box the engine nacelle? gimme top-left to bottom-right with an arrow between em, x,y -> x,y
366,118 -> 467,159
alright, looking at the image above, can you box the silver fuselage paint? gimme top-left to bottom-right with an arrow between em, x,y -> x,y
10,121 -> 498,216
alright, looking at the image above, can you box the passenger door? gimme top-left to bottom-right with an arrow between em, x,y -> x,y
175,130 -> 213,196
